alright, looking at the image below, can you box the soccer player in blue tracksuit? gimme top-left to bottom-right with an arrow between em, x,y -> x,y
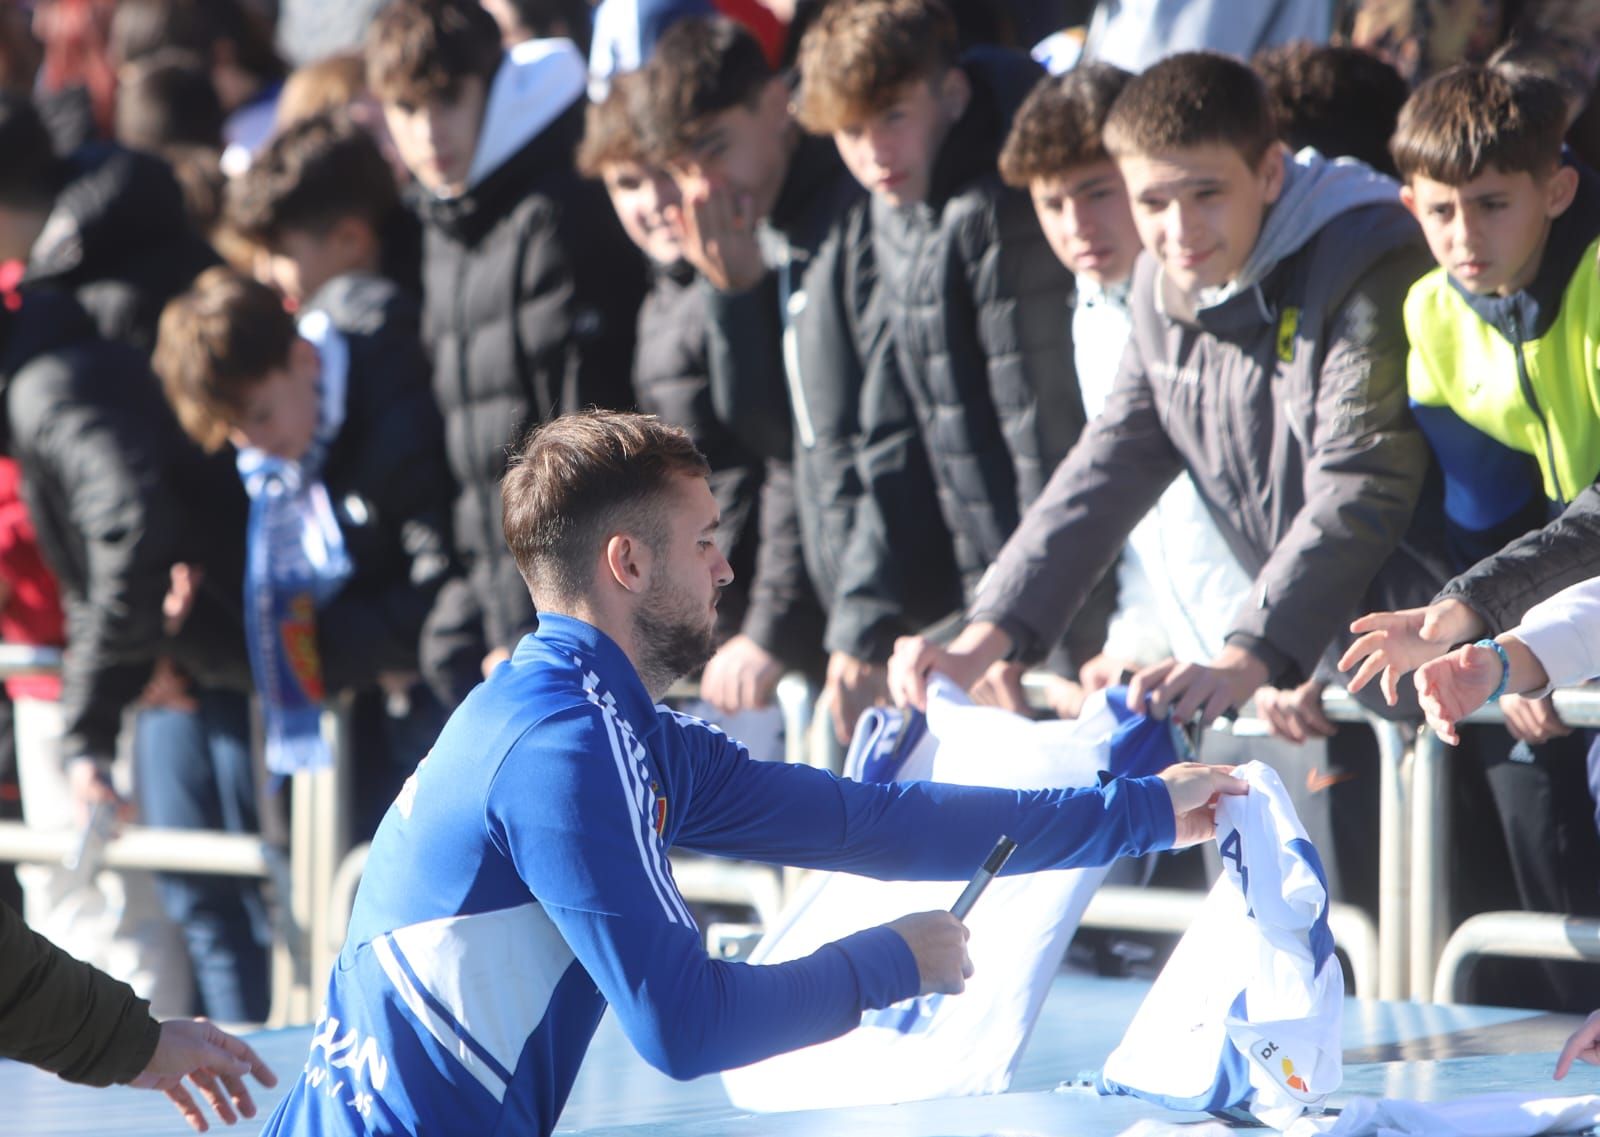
260,411 -> 1242,1136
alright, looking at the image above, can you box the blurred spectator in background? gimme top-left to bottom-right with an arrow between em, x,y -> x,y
1253,41 -> 1409,176
366,0 -> 644,706
232,112 -> 419,300
0,269 -> 255,1018
482,0 -> 595,53
577,73 -> 764,653
226,113 -> 454,829
0,92 -> 216,360
0,454 -> 192,1018
274,51 -> 411,193
156,266 -> 454,839
1080,0 -> 1332,73
31,0 -> 117,152
114,48 -> 227,154
109,0 -> 288,174
1336,0 -> 1600,168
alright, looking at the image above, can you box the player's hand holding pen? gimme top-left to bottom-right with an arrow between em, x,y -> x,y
885,836 -> 1019,996
1160,763 -> 1247,847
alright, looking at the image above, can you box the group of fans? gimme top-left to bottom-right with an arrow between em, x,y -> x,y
3,1 -> 1600,1122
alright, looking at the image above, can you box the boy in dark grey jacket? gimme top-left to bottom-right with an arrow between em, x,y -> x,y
795,0 -> 1110,725
891,51 -> 1450,730
640,16 -> 961,740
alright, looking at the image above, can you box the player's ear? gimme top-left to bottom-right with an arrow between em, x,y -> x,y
603,532 -> 653,594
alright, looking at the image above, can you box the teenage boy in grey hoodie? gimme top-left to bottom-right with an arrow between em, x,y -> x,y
890,51 -> 1451,733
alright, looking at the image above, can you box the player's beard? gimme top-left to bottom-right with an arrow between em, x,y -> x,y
632,578 -> 718,700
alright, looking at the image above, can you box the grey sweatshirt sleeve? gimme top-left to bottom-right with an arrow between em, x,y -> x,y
969,336 -> 1183,661
1224,250 -> 1430,681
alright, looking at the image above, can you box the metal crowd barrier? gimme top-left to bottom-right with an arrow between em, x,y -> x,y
1223,686 -> 1600,1004
6,639 -> 1597,1024
1419,689 -> 1600,1005
0,645 -> 353,1028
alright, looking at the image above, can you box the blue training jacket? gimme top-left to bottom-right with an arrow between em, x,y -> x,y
260,613 -> 1179,1135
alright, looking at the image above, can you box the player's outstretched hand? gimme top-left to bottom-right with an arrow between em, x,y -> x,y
1555,1009 -> 1600,1080
885,911 -> 973,996
1158,763 -> 1247,848
131,1019 -> 278,1132
1339,599 -> 1483,706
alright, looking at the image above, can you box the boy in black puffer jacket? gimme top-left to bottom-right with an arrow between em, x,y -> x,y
366,0 -> 646,704
0,92 -> 217,357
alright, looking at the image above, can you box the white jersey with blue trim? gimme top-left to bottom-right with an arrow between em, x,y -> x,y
260,614 -> 1180,1136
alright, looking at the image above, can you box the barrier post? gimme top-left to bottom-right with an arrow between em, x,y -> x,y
1407,728 -> 1451,1000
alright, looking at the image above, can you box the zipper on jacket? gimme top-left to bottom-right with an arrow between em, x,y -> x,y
778,253 -> 818,450
455,257 -> 502,608
1509,308 -> 1567,508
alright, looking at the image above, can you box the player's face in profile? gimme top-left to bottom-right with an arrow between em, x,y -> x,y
633,475 -> 733,688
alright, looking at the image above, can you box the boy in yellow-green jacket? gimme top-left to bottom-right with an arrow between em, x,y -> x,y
1397,64 -> 1599,565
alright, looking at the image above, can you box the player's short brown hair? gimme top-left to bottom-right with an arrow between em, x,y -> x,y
998,63 -> 1132,188
366,0 -> 502,107
154,267 -> 296,453
1103,51 -> 1278,168
794,0 -> 959,134
502,411 -> 710,603
1390,63 -> 1568,185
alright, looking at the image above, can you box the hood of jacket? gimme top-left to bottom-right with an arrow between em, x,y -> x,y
303,272 -> 416,340
1186,147 -> 1400,313
25,144 -> 194,288
1446,157 -> 1600,343
415,38 -> 587,244
922,46 -> 1043,210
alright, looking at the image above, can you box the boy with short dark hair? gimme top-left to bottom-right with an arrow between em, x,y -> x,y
1391,65 -> 1594,566
638,15 -> 962,740
366,0 -> 645,703
226,111 -> 406,304
1337,65 -> 1600,1004
892,50 -> 1448,738
1251,42 -> 1409,177
995,63 -> 1255,718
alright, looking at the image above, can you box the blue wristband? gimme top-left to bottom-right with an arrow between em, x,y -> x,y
1477,638 -> 1511,703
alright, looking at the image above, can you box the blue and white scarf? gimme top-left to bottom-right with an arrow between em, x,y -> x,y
238,310 -> 353,775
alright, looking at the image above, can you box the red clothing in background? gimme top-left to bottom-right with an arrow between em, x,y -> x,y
0,459 -> 66,701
